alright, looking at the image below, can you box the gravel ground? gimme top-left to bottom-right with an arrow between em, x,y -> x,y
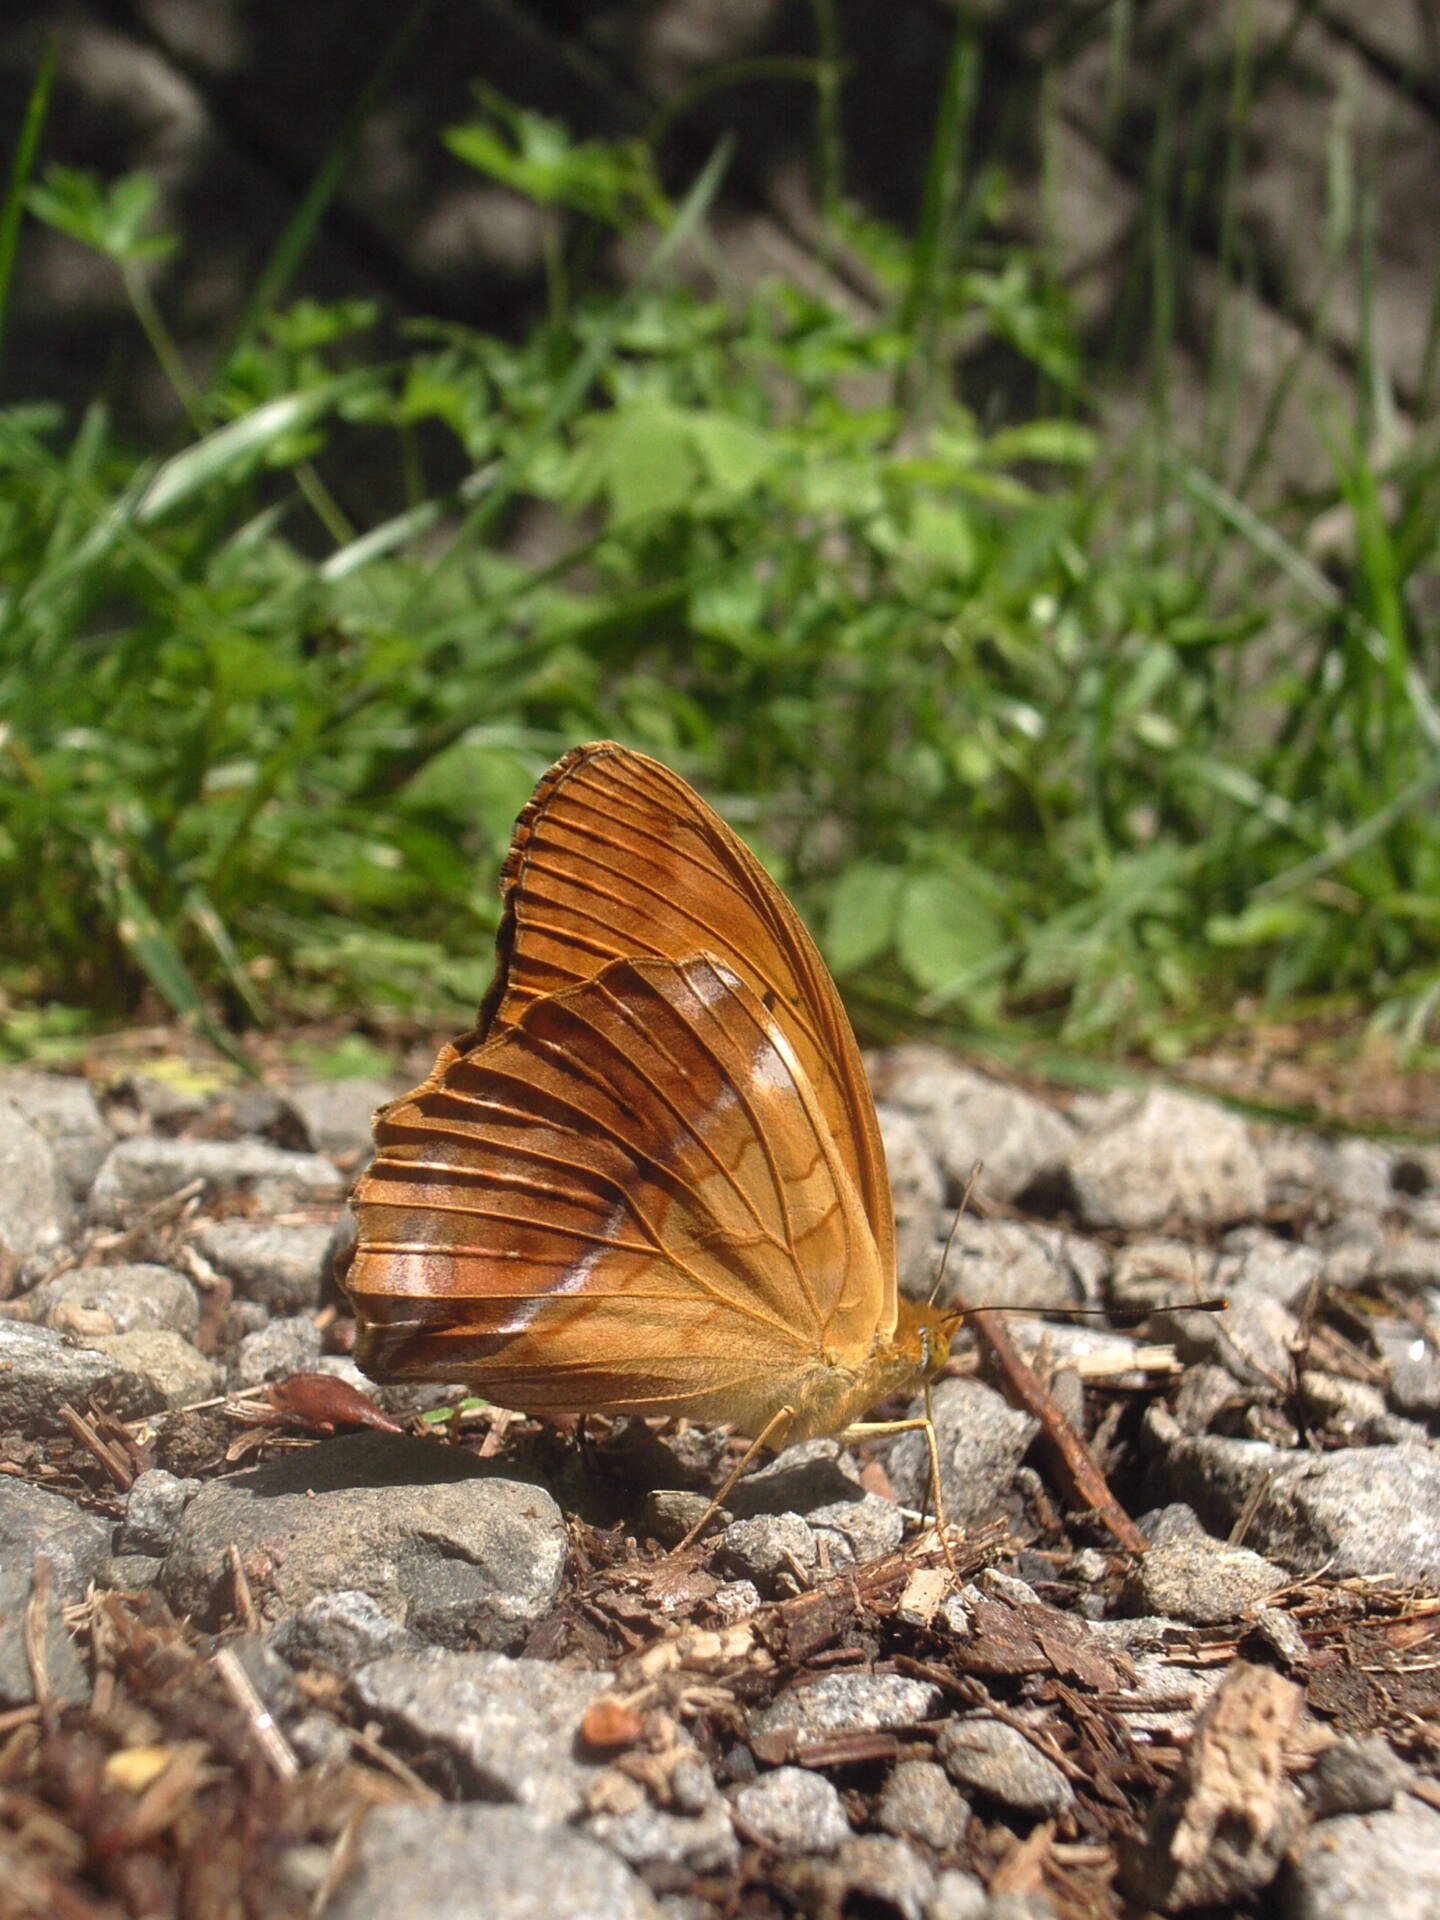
3,1052 -> 1440,1918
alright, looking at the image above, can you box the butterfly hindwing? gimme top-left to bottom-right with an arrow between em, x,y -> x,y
470,743 -> 897,1285
346,954 -> 888,1428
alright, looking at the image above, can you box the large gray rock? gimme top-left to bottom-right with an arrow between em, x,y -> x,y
0,1096 -> 72,1270
937,1714 -> 1074,1818
283,1076 -> 397,1159
0,1479 -> 111,1707
1068,1088 -> 1264,1230
1281,1801 -> 1440,1920
731,1766 -> 851,1853
1153,1424 -> 1440,1585
161,1431 -> 566,1647
1123,1530 -> 1286,1625
352,1649 -> 613,1820
320,1804 -> 661,1920
229,1312 -> 322,1386
885,1376 -> 1039,1524
751,1671 -> 942,1742
0,1320 -> 161,1432
0,1070 -> 111,1198
85,1330 -> 219,1409
117,1468 -> 201,1557
26,1262 -> 200,1340
928,1216 -> 1104,1314
89,1136 -> 342,1222
867,1047 -> 1077,1205
876,1759 -> 970,1850
874,1104 -> 943,1295
192,1218 -> 338,1311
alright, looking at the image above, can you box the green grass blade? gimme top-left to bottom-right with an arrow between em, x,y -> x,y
0,36 -> 55,367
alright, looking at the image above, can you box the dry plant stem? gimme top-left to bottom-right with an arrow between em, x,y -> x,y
23,1554 -> 55,1733
673,1405 -> 794,1552
225,1541 -> 260,1632
213,1645 -> 299,1780
58,1401 -> 134,1489
963,1298 -> 1148,1554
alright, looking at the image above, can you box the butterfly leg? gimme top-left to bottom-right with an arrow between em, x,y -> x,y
839,1390 -> 960,1580
671,1405 -> 796,1555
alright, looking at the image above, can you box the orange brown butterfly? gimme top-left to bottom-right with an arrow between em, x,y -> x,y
341,741 -> 960,1547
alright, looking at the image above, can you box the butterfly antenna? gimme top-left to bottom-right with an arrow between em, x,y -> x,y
927,1163 -> 983,1308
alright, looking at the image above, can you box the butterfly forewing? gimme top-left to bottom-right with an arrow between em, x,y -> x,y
346,955 -> 889,1429
471,743 -> 896,1280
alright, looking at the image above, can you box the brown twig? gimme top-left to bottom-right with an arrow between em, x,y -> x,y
212,1645 -> 299,1780
57,1401 -> 135,1490
24,1554 -> 56,1733
225,1542 -> 260,1632
961,1296 -> 1149,1553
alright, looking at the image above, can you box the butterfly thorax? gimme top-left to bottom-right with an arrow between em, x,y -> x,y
771,1294 -> 953,1444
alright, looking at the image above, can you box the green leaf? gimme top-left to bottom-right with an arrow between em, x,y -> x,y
896,868 -> 1004,995
824,861 -> 902,974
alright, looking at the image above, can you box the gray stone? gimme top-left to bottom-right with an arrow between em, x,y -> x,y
877,1760 -> 969,1850
1373,1235 -> 1440,1293
641,1490 -> 719,1546
886,1376 -> 1039,1523
87,1329 -> 219,1409
716,1513 -> 817,1593
269,1589 -> 419,1673
0,1320 -> 160,1431
27,1262 -> 201,1340
937,1715 -> 1074,1818
192,1219 -> 338,1311
1318,1215 -> 1385,1291
0,1096 -> 72,1270
1374,1321 -> 1440,1419
1280,1802 -> 1440,1920
1156,1430 -> 1440,1585
711,1579 -> 762,1623
89,1136 -> 342,1222
229,1313 -> 323,1386
586,1798 -> 738,1876
284,1077 -> 397,1159
352,1649 -> 612,1821
1123,1531 -> 1286,1625
808,1492 -> 905,1569
0,1478 -> 112,1708
1303,1736 -> 1410,1817
731,1767 -> 850,1853
161,1431 -> 566,1647
1260,1131 -> 1397,1215
751,1672 -> 942,1742
1149,1293 -> 1297,1396
825,1835 -> 935,1920
103,1554 -> 164,1589
867,1047 -> 1077,1206
926,1869 -> 989,1920
290,1713 -> 352,1768
1068,1088 -> 1264,1231
876,1104 -> 944,1296
1172,1361 -> 1246,1433
1298,1371 -> 1427,1446
1218,1230 -> 1325,1309
726,1438 -> 862,1518
319,1804 -> 661,1920
0,1070 -> 111,1198
117,1468 -> 201,1556
1107,1237 -> 1215,1316
929,1216 -> 1101,1315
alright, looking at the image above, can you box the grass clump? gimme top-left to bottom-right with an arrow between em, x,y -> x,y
2,40 -> 1438,1074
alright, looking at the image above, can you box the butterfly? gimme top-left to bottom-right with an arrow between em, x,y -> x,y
341,741 -> 956,1538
